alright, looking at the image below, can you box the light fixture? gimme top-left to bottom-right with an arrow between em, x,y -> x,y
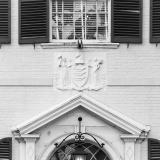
54,117 -> 105,149
72,146 -> 88,160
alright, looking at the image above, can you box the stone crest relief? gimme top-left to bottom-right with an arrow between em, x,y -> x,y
54,52 -> 106,91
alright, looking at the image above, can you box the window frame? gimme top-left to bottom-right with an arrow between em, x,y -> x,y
49,0 -> 111,43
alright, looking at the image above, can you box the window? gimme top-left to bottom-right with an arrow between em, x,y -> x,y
0,0 -> 11,44
19,0 -> 142,44
49,142 -> 111,160
52,0 -> 110,42
150,0 -> 160,43
0,137 -> 12,160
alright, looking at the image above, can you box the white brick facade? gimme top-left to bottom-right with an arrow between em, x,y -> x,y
0,0 -> 160,160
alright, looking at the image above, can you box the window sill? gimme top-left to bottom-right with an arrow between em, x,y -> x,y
41,42 -> 119,49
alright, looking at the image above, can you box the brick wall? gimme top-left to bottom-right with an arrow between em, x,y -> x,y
0,0 -> 160,160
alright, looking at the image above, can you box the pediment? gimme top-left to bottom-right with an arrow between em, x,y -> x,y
11,93 -> 150,136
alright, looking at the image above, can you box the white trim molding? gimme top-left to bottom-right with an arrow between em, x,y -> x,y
11,93 -> 150,135
0,78 -> 160,86
11,93 -> 150,160
16,135 -> 39,160
121,135 -> 146,160
107,78 -> 160,86
41,42 -> 119,49
0,78 -> 52,86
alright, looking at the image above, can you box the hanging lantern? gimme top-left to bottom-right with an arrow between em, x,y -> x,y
72,146 -> 88,160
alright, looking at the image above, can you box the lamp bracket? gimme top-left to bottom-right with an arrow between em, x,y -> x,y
77,39 -> 83,49
54,117 -> 105,148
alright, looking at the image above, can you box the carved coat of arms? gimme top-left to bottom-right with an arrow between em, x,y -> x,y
54,51 -> 106,91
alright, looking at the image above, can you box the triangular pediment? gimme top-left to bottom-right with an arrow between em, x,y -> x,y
11,93 -> 150,136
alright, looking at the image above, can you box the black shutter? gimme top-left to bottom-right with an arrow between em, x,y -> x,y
111,0 -> 142,43
0,0 -> 11,44
0,137 -> 12,160
19,0 -> 49,44
148,138 -> 160,160
150,0 -> 160,43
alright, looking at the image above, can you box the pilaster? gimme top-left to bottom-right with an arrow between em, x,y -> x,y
121,135 -> 139,160
16,138 -> 26,160
22,134 -> 39,160
135,138 -> 145,160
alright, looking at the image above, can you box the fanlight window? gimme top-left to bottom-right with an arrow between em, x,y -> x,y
52,0 -> 109,40
49,142 -> 111,160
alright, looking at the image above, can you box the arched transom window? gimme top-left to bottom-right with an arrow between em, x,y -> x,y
49,142 -> 111,160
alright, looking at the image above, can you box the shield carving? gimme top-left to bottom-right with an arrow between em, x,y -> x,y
72,64 -> 88,87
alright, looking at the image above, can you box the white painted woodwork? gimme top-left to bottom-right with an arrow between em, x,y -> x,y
124,139 -> 136,160
135,139 -> 144,160
19,139 -> 26,160
12,94 -> 150,160
24,138 -> 37,160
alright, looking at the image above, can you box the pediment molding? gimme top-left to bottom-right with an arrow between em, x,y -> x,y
11,93 -> 150,137
30,107 -> 128,135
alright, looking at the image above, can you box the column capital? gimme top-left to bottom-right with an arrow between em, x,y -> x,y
123,138 -> 137,142
21,134 -> 39,142
121,134 -> 139,142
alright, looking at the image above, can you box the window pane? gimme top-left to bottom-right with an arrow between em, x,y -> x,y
52,27 -> 63,39
75,0 -> 81,12
98,14 -> 105,26
64,0 -> 73,12
97,0 -> 105,12
52,1 -> 56,12
86,14 -> 96,26
86,27 -> 96,39
75,14 -> 82,26
98,26 -> 106,39
86,0 -> 96,12
95,150 -> 108,160
58,0 -> 62,12
75,27 -> 82,39
64,14 -> 73,25
63,25 -> 74,39
52,13 -> 62,39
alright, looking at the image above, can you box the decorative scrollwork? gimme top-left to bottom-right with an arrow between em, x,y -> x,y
54,117 -> 104,148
